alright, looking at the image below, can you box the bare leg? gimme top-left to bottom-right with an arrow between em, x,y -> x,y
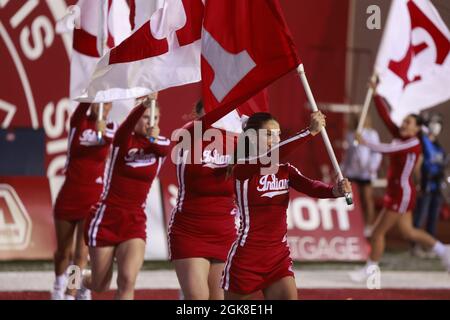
173,258 -> 210,300
362,184 -> 376,226
53,219 -> 76,277
66,220 -> 89,297
263,276 -> 297,300
114,239 -> 146,300
84,246 -> 115,293
397,212 -> 437,249
208,261 -> 225,300
370,209 -> 401,262
224,291 -> 254,300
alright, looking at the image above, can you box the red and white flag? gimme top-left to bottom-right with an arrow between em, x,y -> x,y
375,0 -> 450,124
58,0 -> 132,100
129,0 -> 164,31
79,0 -> 203,102
211,90 -> 270,134
200,0 -> 300,121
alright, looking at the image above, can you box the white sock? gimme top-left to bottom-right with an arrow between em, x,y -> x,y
54,274 -> 67,288
64,294 -> 75,300
432,242 -> 446,257
366,260 -> 378,267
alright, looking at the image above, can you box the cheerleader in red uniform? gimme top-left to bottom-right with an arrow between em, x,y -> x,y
350,82 -> 450,282
52,102 -> 115,300
82,96 -> 171,300
169,101 -> 239,300
223,112 -> 352,300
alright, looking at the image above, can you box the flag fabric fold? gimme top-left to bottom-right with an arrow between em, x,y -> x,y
375,0 -> 450,124
200,0 -> 301,124
69,0 -> 131,100
78,0 -> 203,103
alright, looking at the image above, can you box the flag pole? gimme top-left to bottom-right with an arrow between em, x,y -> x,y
296,64 -> 353,205
96,0 -> 108,142
354,73 -> 377,145
150,97 -> 157,128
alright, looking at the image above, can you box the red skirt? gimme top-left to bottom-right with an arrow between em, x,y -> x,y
168,209 -> 237,262
54,182 -> 103,222
383,183 -> 416,214
84,202 -> 147,247
221,242 -> 295,295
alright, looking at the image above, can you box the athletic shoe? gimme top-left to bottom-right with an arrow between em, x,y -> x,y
51,286 -> 65,300
348,266 -> 369,283
64,294 -> 76,300
76,288 -> 92,300
439,247 -> 450,272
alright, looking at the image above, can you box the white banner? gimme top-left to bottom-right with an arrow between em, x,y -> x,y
375,0 -> 450,125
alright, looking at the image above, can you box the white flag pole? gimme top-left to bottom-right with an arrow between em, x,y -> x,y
354,74 -> 377,146
297,64 -> 353,205
96,0 -> 109,142
150,98 -> 157,128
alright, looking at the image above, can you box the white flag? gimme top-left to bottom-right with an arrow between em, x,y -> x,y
129,0 -> 165,31
375,0 -> 450,125
78,0 -> 202,103
64,0 -> 131,100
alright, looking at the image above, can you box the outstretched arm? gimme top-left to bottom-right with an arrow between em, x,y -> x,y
287,163 -> 336,198
70,103 -> 91,128
373,95 -> 400,137
363,136 -> 420,154
146,136 -> 172,158
114,104 -> 147,145
233,129 -> 313,180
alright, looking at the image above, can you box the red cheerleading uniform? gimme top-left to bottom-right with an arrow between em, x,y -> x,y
85,104 -> 171,247
366,96 -> 422,214
168,122 -> 239,262
221,129 -> 338,295
54,103 -> 116,222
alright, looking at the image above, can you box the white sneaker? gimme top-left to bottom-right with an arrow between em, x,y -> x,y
348,266 -> 370,283
76,288 -> 92,300
439,247 -> 450,272
64,294 -> 76,300
51,287 -> 65,300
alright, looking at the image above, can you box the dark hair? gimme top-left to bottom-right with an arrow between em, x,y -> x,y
227,112 -> 278,177
183,99 -> 204,121
408,113 -> 423,128
195,100 -> 204,116
242,112 -> 276,132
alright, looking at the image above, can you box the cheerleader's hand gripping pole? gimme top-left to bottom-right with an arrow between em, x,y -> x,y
297,64 -> 353,206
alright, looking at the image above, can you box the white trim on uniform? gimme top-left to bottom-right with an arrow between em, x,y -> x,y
399,153 -> 416,213
239,130 -> 311,162
176,150 -> 189,212
221,179 -> 247,291
88,204 -> 106,247
366,137 -> 419,154
156,136 -> 171,146
63,128 -> 77,172
100,146 -> 119,201
240,180 -> 250,247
